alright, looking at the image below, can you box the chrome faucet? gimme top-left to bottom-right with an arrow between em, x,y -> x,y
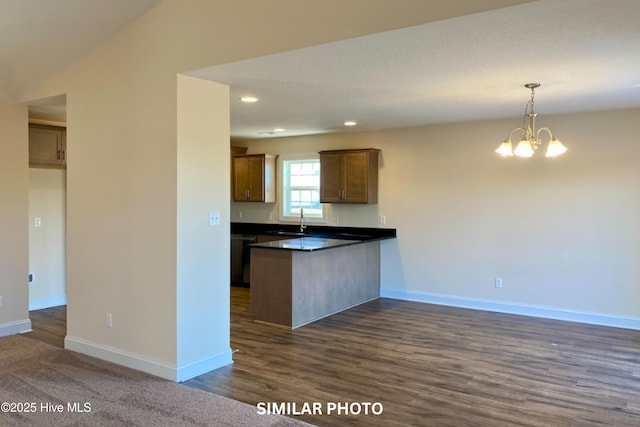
299,208 -> 306,233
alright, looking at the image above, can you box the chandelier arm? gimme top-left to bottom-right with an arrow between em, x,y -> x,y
508,127 -> 527,140
536,127 -> 554,142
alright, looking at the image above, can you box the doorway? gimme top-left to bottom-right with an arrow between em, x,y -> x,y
27,95 -> 67,343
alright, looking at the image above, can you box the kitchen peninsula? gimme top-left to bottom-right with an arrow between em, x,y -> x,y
233,223 -> 395,329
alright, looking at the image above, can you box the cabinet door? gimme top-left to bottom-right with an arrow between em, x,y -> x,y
342,151 -> 369,202
232,157 -> 249,201
29,126 -> 65,167
246,156 -> 265,201
233,156 -> 251,201
319,152 -> 343,203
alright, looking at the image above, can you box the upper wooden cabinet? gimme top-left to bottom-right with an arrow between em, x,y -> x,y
29,124 -> 67,168
232,154 -> 276,202
319,148 -> 380,204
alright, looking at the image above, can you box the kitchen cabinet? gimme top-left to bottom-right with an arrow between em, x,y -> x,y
231,234 -> 256,286
29,124 -> 67,168
232,154 -> 276,202
318,148 -> 380,204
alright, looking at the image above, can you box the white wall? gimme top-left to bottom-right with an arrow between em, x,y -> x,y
16,0 -> 531,379
28,168 -> 66,310
0,102 -> 30,336
176,75 -> 231,380
234,108 -> 640,327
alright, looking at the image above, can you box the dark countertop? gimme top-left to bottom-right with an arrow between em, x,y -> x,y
232,222 -> 396,240
234,222 -> 396,252
251,237 -> 364,252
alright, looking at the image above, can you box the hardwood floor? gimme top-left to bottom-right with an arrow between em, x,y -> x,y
25,304 -> 66,348
27,288 -> 640,426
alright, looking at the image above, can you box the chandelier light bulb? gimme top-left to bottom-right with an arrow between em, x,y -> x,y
514,139 -> 534,157
545,138 -> 568,157
495,139 -> 513,156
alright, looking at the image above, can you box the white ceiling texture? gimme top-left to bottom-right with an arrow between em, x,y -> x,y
188,0 -> 640,140
3,0 -> 639,138
0,0 -> 161,117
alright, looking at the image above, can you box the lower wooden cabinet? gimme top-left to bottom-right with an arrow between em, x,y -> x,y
29,124 -> 66,168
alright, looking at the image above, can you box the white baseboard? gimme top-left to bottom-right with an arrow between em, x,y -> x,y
380,288 -> 640,330
0,319 -> 32,337
175,350 -> 234,383
64,335 -> 233,382
29,294 -> 67,311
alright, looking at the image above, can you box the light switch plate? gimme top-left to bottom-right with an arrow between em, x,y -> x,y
209,211 -> 221,226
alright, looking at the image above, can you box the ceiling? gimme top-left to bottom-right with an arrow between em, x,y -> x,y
187,0 -> 640,140
0,0 -> 161,106
6,0 -> 640,137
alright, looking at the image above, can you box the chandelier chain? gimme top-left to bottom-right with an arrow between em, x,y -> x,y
521,86 -> 537,135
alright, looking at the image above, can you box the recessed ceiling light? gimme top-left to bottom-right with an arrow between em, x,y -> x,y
240,96 -> 258,103
273,128 -> 286,132
344,121 -> 357,126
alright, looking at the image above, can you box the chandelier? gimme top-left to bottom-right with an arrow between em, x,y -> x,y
495,83 -> 567,158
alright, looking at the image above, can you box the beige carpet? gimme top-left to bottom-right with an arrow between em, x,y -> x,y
0,334 -> 313,427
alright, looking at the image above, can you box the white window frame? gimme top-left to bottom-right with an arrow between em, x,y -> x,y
279,154 -> 326,224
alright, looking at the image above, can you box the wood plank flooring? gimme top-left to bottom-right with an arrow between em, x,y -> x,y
25,304 -> 66,348
26,288 -> 640,426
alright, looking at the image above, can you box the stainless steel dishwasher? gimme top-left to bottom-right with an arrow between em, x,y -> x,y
230,234 -> 256,286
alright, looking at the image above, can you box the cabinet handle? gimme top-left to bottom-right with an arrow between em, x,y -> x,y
62,150 -> 66,161
57,149 -> 61,160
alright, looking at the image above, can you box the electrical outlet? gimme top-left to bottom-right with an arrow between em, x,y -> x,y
0,296 -> 3,308
106,313 -> 112,328
238,210 -> 243,219
379,215 -> 386,225
495,277 -> 503,289
34,217 -> 42,228
334,214 -> 339,223
268,212 -> 273,220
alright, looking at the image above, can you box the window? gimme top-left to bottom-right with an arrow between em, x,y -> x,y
281,156 -> 324,221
